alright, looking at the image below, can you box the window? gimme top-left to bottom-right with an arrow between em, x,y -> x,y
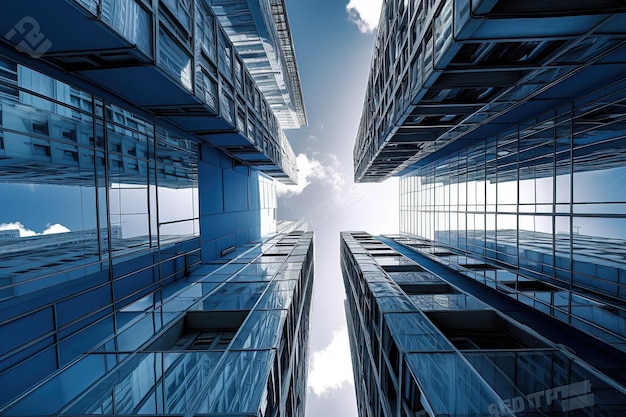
174,330 -> 236,350
145,311 -> 248,352
400,281 -> 457,295
425,310 -> 548,350
33,143 -> 51,156
502,280 -> 558,292
0,57 -> 18,98
32,122 -> 49,135
459,262 -> 499,271
62,130 -> 77,141
63,150 -> 78,162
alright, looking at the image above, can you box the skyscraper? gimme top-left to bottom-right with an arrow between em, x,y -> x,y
0,1 -> 311,415
209,0 -> 307,129
341,231 -> 626,417
346,1 -> 626,416
5,227 -> 313,416
353,1 -> 626,182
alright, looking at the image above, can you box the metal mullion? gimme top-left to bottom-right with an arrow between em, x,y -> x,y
516,124 -> 520,270
569,104 -> 575,321
102,99 -> 118,343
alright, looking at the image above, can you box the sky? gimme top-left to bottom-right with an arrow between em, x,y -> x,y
275,1 -> 393,415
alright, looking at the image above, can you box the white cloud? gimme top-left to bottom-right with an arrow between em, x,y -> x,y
346,0 -> 383,34
42,223 -> 71,235
276,153 -> 344,197
0,221 -> 70,237
308,326 -> 354,397
0,221 -> 37,237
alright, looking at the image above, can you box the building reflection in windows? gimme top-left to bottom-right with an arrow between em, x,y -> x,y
400,81 -> 626,351
0,55 -> 199,300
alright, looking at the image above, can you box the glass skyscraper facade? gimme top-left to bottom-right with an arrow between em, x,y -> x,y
353,0 -> 626,182
1,0 -> 298,184
348,1 -> 626,416
0,1 -> 311,415
209,0 -> 307,129
4,229 -> 313,416
341,231 -> 626,417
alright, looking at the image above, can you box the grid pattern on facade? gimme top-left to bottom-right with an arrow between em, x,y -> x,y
353,0 -> 626,182
0,2 -> 309,415
0,53 -> 201,302
0,0 -> 298,183
390,232 -> 626,353
399,79 -> 626,352
341,231 -> 626,417
1,230 -> 314,417
0,51 -> 285,410
209,0 -> 307,129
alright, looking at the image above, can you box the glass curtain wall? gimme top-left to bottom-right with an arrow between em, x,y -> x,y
400,79 -> 626,349
2,231 -> 314,417
0,54 -> 200,301
341,231 -> 626,417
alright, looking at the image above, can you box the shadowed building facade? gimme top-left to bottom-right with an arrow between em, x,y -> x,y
0,1 -> 311,415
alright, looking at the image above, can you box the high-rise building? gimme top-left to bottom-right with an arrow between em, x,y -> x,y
353,1 -> 626,183
209,0 -> 307,129
4,228 -> 313,416
347,1 -> 626,416
341,231 -> 626,417
0,1 -> 311,414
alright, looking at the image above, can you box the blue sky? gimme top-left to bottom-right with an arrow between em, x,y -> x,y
276,1 -> 395,415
